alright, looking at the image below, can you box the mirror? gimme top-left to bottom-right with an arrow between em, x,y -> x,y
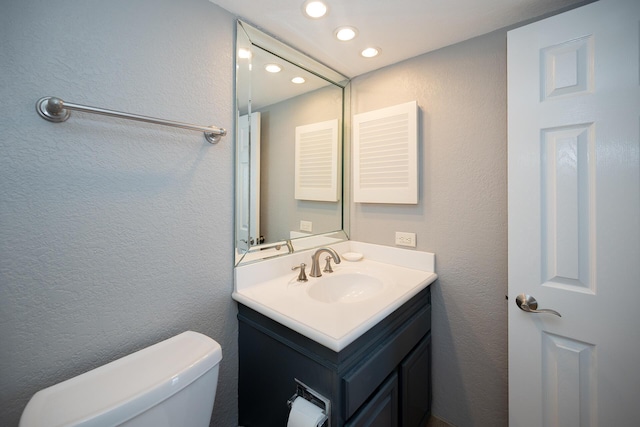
235,21 -> 350,265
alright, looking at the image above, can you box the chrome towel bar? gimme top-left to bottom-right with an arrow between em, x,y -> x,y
36,96 -> 226,144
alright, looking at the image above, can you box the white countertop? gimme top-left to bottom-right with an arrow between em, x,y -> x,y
233,241 -> 437,352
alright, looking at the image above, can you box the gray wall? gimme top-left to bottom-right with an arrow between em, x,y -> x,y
351,30 -> 509,426
0,1 -> 237,425
258,86 -> 343,242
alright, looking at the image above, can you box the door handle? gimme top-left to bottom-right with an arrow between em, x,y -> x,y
515,294 -> 562,317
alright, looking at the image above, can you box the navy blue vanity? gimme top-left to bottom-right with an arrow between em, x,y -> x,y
234,241 -> 436,426
238,284 -> 431,426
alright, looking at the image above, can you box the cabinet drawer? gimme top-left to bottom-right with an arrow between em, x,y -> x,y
343,304 -> 431,419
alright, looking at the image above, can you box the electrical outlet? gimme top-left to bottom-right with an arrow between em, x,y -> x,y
300,220 -> 313,232
395,231 -> 416,247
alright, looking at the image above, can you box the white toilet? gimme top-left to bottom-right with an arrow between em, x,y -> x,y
19,331 -> 222,427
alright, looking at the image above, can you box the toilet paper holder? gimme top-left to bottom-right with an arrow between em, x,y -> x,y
287,378 -> 330,427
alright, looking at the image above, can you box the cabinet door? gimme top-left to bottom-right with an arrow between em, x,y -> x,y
345,372 -> 399,427
343,304 -> 431,419
401,334 -> 431,426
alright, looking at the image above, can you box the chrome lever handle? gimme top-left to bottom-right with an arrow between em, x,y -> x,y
516,294 -> 561,317
292,263 -> 308,282
323,256 -> 334,273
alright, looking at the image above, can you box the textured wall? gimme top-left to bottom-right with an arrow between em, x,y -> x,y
0,1 -> 237,426
350,30 -> 509,427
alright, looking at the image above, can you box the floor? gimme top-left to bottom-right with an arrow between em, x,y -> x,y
426,416 -> 455,427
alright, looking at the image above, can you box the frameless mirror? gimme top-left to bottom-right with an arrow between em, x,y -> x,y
235,21 -> 350,265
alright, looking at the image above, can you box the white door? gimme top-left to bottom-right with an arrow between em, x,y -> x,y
508,0 -> 640,425
236,112 -> 261,252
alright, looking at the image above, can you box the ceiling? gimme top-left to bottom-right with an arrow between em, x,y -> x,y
210,0 -> 589,78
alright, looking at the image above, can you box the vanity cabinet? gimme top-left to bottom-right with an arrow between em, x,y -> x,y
237,286 -> 431,426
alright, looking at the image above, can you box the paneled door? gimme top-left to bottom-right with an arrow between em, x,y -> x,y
508,0 -> 640,425
236,112 -> 261,252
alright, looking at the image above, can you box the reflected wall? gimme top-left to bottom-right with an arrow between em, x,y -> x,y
258,85 -> 343,243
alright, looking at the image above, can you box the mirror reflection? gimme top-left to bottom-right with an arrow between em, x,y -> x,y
235,21 -> 350,265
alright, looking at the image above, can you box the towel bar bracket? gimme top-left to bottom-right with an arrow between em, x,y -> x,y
36,97 -> 70,123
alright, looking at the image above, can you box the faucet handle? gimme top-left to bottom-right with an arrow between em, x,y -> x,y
323,256 -> 334,273
292,263 -> 308,282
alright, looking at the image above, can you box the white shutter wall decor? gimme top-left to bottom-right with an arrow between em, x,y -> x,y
295,119 -> 340,202
353,101 -> 418,204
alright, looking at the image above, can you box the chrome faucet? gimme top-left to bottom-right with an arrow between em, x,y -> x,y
309,247 -> 341,277
275,239 -> 294,253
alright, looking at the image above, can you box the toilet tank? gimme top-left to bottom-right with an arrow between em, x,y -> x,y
20,331 -> 222,427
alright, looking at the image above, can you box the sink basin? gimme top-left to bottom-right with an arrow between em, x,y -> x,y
233,241 -> 437,351
307,273 -> 385,303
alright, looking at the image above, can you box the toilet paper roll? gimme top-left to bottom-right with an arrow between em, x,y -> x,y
287,397 -> 326,427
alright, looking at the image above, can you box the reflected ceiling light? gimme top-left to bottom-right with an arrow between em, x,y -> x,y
265,63 -> 282,73
303,1 -> 327,18
361,47 -> 380,58
238,48 -> 251,59
291,77 -> 306,84
335,26 -> 357,41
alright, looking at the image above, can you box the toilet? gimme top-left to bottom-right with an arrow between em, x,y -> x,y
19,331 -> 222,427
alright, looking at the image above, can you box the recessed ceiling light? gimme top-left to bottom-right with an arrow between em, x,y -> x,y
291,77 -> 306,84
238,48 -> 251,59
361,47 -> 380,58
265,63 -> 282,73
303,1 -> 327,19
335,26 -> 357,41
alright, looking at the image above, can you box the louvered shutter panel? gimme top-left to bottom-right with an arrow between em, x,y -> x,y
353,101 -> 418,204
295,119 -> 340,202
